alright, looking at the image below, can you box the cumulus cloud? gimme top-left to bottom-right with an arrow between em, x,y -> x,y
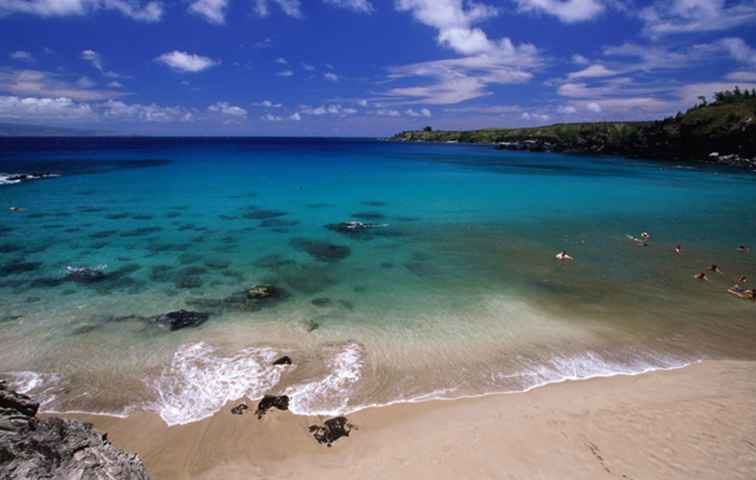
252,100 -> 282,108
521,111 -> 551,122
10,51 -> 34,62
640,0 -> 756,37
585,102 -> 602,112
156,51 -> 218,73
324,72 -> 339,81
388,1 -> 542,104
515,0 -> 605,23
720,37 -> 756,67
277,70 -> 294,77
0,0 -> 163,22
323,0 -> 373,13
290,112 -> 301,120
376,108 -> 401,117
254,0 -> 302,18
208,101 -> 247,118
404,108 -> 432,117
104,100 -> 193,122
568,64 -> 619,79
0,68 -> 125,101
276,57 -> 288,65
189,0 -> 228,24
0,95 -> 94,119
299,104 -> 357,116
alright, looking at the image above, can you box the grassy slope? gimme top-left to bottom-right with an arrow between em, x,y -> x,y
391,97 -> 756,161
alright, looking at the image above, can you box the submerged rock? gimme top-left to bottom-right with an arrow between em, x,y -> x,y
65,265 -> 108,283
309,417 -> 354,447
289,238 -> 351,263
230,403 -> 249,415
255,395 -> 289,419
152,310 -> 209,331
247,284 -> 287,300
0,380 -> 150,480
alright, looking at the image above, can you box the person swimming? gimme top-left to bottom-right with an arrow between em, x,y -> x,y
737,245 -> 751,254
640,232 -> 651,241
8,207 -> 25,212
674,244 -> 682,255
555,250 -> 574,262
737,275 -> 748,285
694,272 -> 708,281
708,264 -> 722,273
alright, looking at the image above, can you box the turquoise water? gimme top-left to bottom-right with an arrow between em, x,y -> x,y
1,138 -> 755,425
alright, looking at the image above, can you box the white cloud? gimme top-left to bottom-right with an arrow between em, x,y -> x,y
277,70 -> 294,77
0,68 -> 124,101
189,0 -> 228,24
252,100 -> 282,108
515,0 -> 605,23
323,0 -> 373,13
358,99 -> 368,107
104,100 -> 193,122
254,0 -> 302,18
521,111 -> 551,122
678,81 -> 756,105
261,113 -> 283,121
302,63 -> 316,71
726,71 -> 756,82
81,49 -> 103,71
276,57 -> 288,65
290,112 -> 302,120
720,37 -> 756,67
324,72 -> 339,81
572,54 -> 589,65
389,1 -> 542,105
299,104 -> 357,116
568,64 -> 618,79
208,101 -> 247,118
558,105 -> 577,114
0,0 -> 163,22
156,51 -> 218,73
76,76 -> 97,88
0,95 -> 94,120
10,51 -> 34,62
107,80 -> 124,88
586,102 -> 602,112
404,107 -> 432,117
376,108 -> 401,117
640,0 -> 756,37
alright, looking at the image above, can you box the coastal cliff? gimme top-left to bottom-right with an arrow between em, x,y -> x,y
0,380 -> 150,480
391,90 -> 756,169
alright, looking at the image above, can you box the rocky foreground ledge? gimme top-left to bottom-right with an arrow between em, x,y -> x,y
0,380 -> 150,480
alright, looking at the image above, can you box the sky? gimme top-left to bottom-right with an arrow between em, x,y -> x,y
1,0 -> 755,136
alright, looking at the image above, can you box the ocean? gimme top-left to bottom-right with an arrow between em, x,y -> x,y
1,137 -> 755,425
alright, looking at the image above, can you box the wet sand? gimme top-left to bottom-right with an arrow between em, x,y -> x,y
68,359 -> 756,480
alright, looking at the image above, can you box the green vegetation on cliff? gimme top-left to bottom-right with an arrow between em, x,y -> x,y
392,89 -> 756,167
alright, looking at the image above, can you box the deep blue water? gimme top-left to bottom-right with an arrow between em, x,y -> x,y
1,138 -> 755,424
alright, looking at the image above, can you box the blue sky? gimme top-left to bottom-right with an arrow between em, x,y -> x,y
1,0 -> 755,136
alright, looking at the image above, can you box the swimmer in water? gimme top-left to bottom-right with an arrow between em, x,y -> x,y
640,232 -> 651,241
737,275 -> 748,285
555,251 -> 574,262
674,244 -> 682,255
737,245 -> 751,254
708,264 -> 722,273
694,272 -> 708,281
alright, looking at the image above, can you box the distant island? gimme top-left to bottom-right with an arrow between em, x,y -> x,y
392,89 -> 756,170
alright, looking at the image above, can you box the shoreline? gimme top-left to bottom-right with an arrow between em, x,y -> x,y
65,358 -> 756,479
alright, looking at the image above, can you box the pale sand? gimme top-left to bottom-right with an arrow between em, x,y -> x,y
68,360 -> 756,480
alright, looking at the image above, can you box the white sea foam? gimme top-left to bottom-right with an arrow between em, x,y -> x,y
285,342 -> 365,416
149,342 -> 284,426
0,172 -> 60,185
1,371 -> 63,407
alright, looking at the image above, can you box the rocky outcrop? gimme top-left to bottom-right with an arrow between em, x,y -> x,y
0,380 -> 150,480
255,395 -> 290,419
309,417 -> 354,447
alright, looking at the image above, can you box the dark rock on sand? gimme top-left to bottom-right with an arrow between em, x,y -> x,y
255,395 -> 289,419
273,356 -> 292,366
152,310 -> 209,331
309,416 -> 354,447
247,284 -> 287,300
0,380 -> 150,480
289,238 -> 351,263
230,403 -> 249,415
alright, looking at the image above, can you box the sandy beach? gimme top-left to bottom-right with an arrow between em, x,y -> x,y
65,359 -> 756,480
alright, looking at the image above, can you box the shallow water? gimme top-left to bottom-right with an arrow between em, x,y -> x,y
1,137 -> 755,425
